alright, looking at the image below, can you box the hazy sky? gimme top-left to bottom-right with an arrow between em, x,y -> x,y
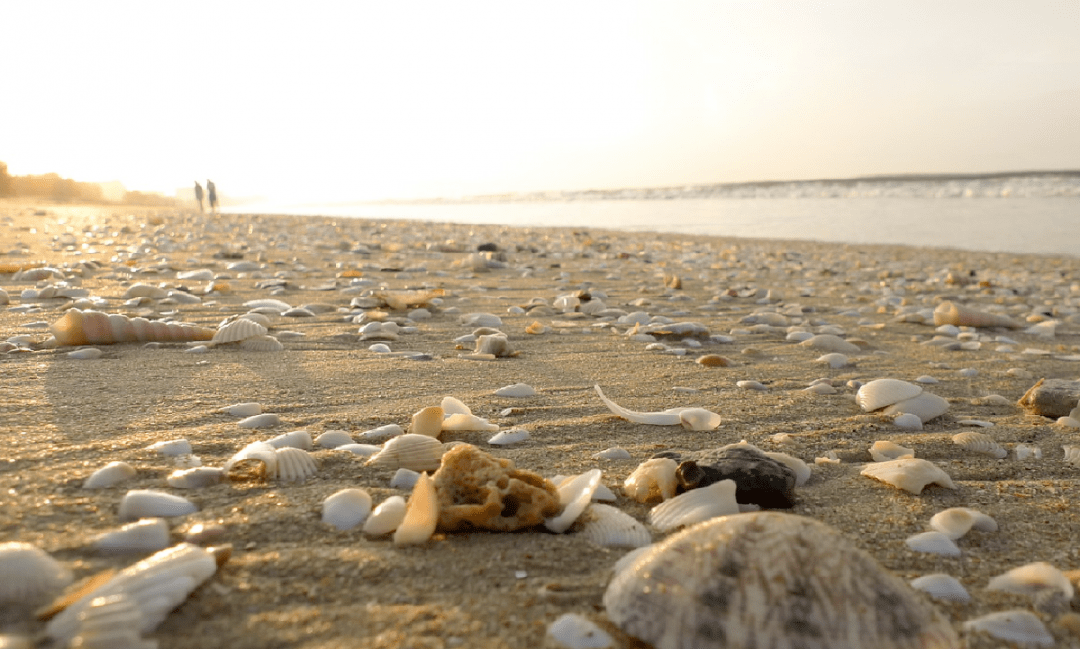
4,1 -> 1079,202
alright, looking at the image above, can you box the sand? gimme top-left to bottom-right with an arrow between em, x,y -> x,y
1,200 -> 1079,648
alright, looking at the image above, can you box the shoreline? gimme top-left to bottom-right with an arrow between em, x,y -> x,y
2,203 -> 1080,648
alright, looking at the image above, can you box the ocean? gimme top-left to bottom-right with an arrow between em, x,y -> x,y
232,174 -> 1080,257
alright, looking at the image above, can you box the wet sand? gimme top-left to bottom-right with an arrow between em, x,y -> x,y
1,201 -> 1079,648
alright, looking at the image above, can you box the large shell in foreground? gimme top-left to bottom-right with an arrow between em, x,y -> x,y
0,542 -> 73,606
50,309 -> 215,346
604,512 -> 960,649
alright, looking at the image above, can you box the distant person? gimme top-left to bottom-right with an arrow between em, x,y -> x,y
194,181 -> 204,212
207,180 -> 218,214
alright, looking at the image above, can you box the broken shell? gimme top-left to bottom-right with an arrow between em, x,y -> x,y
274,447 -> 317,482
929,507 -> 997,540
933,301 -> 1020,328
623,458 -> 678,503
409,406 -> 444,438
0,542 -> 73,606
910,574 -> 971,603
166,467 -> 225,489
118,490 -> 198,521
860,458 -> 956,494
905,531 -> 961,556
266,430 -> 313,451
961,610 -> 1054,647
892,413 -> 924,430
474,333 -> 514,357
366,434 -> 444,472
362,496 -> 408,536
595,385 -> 720,429
678,408 -> 722,431
393,472 -> 438,545
211,318 -> 267,344
604,512 -> 959,649
322,488 -> 373,531
648,479 -> 739,532
856,378 -> 923,412
951,431 -> 1006,458
92,518 -> 171,553
83,461 -> 137,489
576,504 -> 652,549
869,441 -> 915,462
987,562 -> 1074,599
545,469 -> 602,533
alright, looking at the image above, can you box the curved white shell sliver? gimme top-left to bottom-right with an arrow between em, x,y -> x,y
545,469 -> 602,533
362,496 -> 407,536
595,385 -> 719,429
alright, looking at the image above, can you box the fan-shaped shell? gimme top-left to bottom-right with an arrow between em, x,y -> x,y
856,379 -> 923,412
545,469 -> 602,533
362,496 -> 407,536
798,334 -> 861,354
118,490 -> 198,521
0,542 -> 74,605
83,461 -> 137,489
224,441 -> 278,480
366,434 -> 444,472
623,458 -> 678,503
50,309 -> 215,346
212,318 -> 268,344
860,458 -> 955,494
576,504 -> 652,548
322,488 -> 373,531
440,396 -> 472,415
929,507 -> 997,540
604,512 -> 960,649
951,431 -> 1006,458
649,479 -> 739,532
275,447 -> 317,482
92,518 -> 171,553
910,574 -> 971,603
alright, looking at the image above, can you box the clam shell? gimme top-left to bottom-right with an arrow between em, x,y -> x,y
623,458 -> 678,503
274,447 -> 317,482
390,468 -> 420,490
92,518 -> 171,553
0,542 -> 74,605
84,461 -> 137,489
883,392 -> 949,423
224,441 -> 278,480
393,472 -> 438,545
358,321 -> 399,340
576,504 -> 652,548
362,496 -> 407,536
223,402 -> 262,417
366,434 -> 444,472
266,430 -> 313,450
546,613 -> 615,649
66,592 -> 147,649
166,467 -> 225,489
493,383 -> 537,397
648,479 -> 739,532
856,378 -> 923,412
118,490 -> 198,521
987,562 -> 1074,599
315,430 -> 355,449
124,283 -> 168,299
239,335 -> 284,352
951,431 -> 1006,458
409,406 -> 444,437
1066,445 -> 1080,467
869,440 -> 915,462
322,488 -> 373,531
961,610 -> 1054,646
212,318 -> 267,344
67,347 -> 103,359
236,413 -> 282,429
545,469 -> 602,533
910,574 -> 971,603
929,507 -> 997,540
604,512 -> 960,649
860,458 -> 956,494
439,396 -> 472,415
488,428 -> 530,446
678,408 -> 722,431
892,413 -> 924,429
905,531 -> 961,556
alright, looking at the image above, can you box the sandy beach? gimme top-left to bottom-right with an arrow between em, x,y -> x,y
2,200 -> 1079,648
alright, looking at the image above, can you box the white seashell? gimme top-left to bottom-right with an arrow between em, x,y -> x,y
236,413 -> 282,428
84,461 -> 137,489
816,352 -> 849,368
488,428 -> 530,445
1065,445 -> 1080,467
166,467 -> 225,489
546,469 -> 602,533
362,496 -> 408,536
390,468 -> 420,490
439,396 -> 473,415
648,479 -> 739,532
50,309 -> 214,346
369,343 -> 392,353
366,434 -> 444,472
336,443 -> 383,457
212,318 -> 268,344
1057,416 -> 1080,428
358,321 -> 399,341
224,441 -> 278,477
575,504 -> 651,549
493,383 -> 537,397
869,441 -> 915,462
223,402 -> 262,417
956,418 -> 993,427
910,574 -> 971,603
951,431 -> 1006,458
393,472 -> 438,545
987,562 -> 1074,599
883,392 -> 949,423
891,413 -> 923,430
763,452 -> 811,487
322,488 -> 373,531
933,301 -> 1021,328
623,458 -> 678,503
546,613 -> 615,649
274,447 -> 317,482
929,507 -> 997,540
442,412 -> 499,431
146,438 -> 192,456
67,347 -> 103,359
595,385 -> 720,428
92,518 -> 171,553
803,382 -> 837,395
0,542 -> 74,605
856,378 -> 923,412
1015,444 -> 1042,460
735,380 -> 768,391
814,451 -> 841,465
173,454 -> 202,469
592,483 -> 617,502
45,543 -> 219,645
243,298 -> 291,312
118,490 -> 198,521
239,335 -> 283,352
905,531 -> 961,556
678,408 -> 722,431
315,430 -> 355,449
358,423 -> 404,441
860,458 -> 955,494
962,610 -> 1054,647
266,430 -> 313,450
66,592 -> 149,649
592,447 -> 631,460
914,375 -> 939,384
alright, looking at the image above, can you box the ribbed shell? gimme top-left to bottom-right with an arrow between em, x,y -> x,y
211,318 -> 267,344
50,309 -> 215,346
951,431 -> 1006,458
239,335 -> 284,351
648,480 -> 739,532
576,504 -> 652,548
366,434 -> 444,472
274,447 -> 317,482
65,593 -> 151,649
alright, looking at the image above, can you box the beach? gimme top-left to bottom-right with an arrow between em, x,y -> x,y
2,201 -> 1079,648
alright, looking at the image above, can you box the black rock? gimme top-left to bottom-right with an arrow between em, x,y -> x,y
477,242 -> 499,252
662,445 -> 797,509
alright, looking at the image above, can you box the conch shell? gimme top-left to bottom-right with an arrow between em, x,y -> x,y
50,309 -> 214,346
933,301 -> 1020,329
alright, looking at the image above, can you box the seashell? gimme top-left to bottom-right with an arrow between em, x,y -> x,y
956,418 -> 993,427
763,452 -> 811,487
362,496 -> 408,536
372,288 -> 444,310
223,441 -> 277,482
211,318 -> 268,344
869,441 -> 915,462
118,490 -> 198,521
390,468 -> 419,490
856,378 -> 923,412
928,507 -> 997,540
92,518 -> 171,553
933,301 -> 1021,328
987,562 -> 1074,599
735,380 -> 768,391
393,472 -> 438,545
315,430 -> 355,449
951,431 -> 1006,458
50,309 -> 215,346
883,392 -> 949,423
236,413 -> 282,428
322,488 -> 373,531
84,461 -> 137,489
546,612 -> 615,649
243,298 -> 291,312
366,434 -> 444,472
1015,444 -> 1042,460
473,333 -> 515,357
0,542 -> 73,605
66,592 -> 149,649
488,428 -> 530,445
222,402 -> 261,417
595,385 -> 719,429
860,458 -> 955,494
358,321 -> 399,341
678,408 -> 722,431
124,283 -> 168,299
493,383 -> 537,397
440,396 -> 472,415
798,334 -> 861,354
592,447 -> 631,460
961,610 -> 1054,647
1065,445 -> 1080,467
905,531 -> 961,556
575,504 -> 651,548
696,354 -> 733,367
892,413 -> 924,430
67,347 -> 103,359
166,467 -> 224,489
909,574 -> 971,603
274,447 -> 317,482
266,430 -> 313,450
239,335 -> 284,352
648,479 -> 739,532
803,382 -> 837,395
545,469 -> 602,533
623,458 -> 678,503
336,443 -> 382,457
369,342 -> 392,353
816,352 -> 849,368
45,543 -> 220,645
357,423 -> 405,441
525,320 -> 549,334
1056,416 -> 1080,428
146,438 -> 192,456
441,413 -> 499,432
408,406 -> 444,438
604,512 -> 959,649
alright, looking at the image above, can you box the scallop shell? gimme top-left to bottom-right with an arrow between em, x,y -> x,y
860,458 -> 956,494
546,613 -> 615,649
604,512 -> 960,649
856,378 -> 923,412
910,574 -> 971,603
239,335 -> 284,352
322,488 -> 373,531
648,479 -> 739,532
905,531 -> 961,556
393,472 -> 438,545
50,309 -> 215,346
0,542 -> 74,605
92,518 -> 171,553
266,430 -> 313,450
275,447 -> 317,482
315,430 -> 355,449
961,610 -> 1054,647
623,458 -> 678,503
166,467 -> 225,489
928,507 -> 997,540
950,431 -> 1006,458
869,441 -> 915,462
882,392 -> 949,423
118,490 -> 198,521
84,461 -> 137,489
488,428 -> 530,446
409,406 -> 444,437
933,301 -> 1020,328
493,383 -> 537,397
987,562 -> 1074,599
45,543 -> 220,645
575,504 -> 652,548
211,317 -> 268,344
366,434 -> 444,472
545,469 -> 602,533
362,496 -> 408,536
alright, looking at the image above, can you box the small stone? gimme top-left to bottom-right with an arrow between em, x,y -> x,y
667,443 -> 797,508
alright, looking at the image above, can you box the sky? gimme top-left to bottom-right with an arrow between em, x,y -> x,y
3,1 -> 1079,203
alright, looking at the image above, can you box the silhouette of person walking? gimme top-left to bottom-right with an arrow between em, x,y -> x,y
207,180 -> 218,214
194,181 -> 204,212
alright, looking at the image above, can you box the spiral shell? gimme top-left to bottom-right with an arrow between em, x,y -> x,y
50,309 -> 215,346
